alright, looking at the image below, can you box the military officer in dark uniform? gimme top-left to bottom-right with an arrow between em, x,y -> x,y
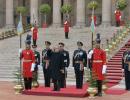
32,45 -> 40,87
42,41 -> 52,87
72,41 -> 87,89
58,42 -> 70,88
122,44 -> 130,90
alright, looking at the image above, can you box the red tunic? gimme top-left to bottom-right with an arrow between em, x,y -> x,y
92,48 -> 106,80
64,21 -> 69,32
21,49 -> 35,78
33,27 -> 38,40
115,10 -> 121,21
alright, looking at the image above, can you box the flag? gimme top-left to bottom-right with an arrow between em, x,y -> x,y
90,15 -> 95,33
17,13 -> 24,35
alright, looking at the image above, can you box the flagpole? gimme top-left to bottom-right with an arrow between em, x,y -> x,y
19,34 -> 22,85
92,7 -> 94,49
17,13 -> 23,86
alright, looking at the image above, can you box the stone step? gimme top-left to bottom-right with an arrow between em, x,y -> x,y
107,67 -> 122,70
107,80 -> 120,84
107,62 -> 122,65
106,76 -> 122,80
106,73 -> 123,76
107,70 -> 122,73
108,60 -> 122,62
110,58 -> 122,60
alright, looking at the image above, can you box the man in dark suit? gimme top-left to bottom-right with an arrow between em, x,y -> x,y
49,46 -> 64,91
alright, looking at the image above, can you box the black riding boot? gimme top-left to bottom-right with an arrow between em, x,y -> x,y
95,80 -> 102,96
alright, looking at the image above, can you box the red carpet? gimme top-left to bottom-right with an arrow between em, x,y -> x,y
22,84 -> 89,97
105,88 -> 127,95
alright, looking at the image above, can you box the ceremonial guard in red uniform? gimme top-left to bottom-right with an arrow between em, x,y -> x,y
32,25 -> 38,46
20,41 -> 35,90
88,39 -> 107,96
64,20 -> 70,39
115,9 -> 121,27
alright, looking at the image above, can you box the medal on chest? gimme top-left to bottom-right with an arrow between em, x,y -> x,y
64,53 -> 66,56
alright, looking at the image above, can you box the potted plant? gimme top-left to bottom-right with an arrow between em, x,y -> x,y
87,1 -> 99,10
16,6 -> 28,26
13,69 -> 23,94
87,71 -> 97,98
61,4 -> 72,23
116,0 -> 127,11
39,4 -> 51,27
32,72 -> 39,88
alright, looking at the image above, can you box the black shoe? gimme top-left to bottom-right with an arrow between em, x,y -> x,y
95,93 -> 102,97
52,89 -> 60,91
52,89 -> 57,91
126,88 -> 130,91
98,93 -> 102,97
76,87 -> 82,89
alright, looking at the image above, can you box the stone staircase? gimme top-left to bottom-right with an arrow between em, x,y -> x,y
0,27 -> 123,85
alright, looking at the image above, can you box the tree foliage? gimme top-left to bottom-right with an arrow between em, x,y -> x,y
39,4 -> 51,14
16,6 -> 28,15
87,1 -> 99,10
61,4 -> 72,14
116,0 -> 127,11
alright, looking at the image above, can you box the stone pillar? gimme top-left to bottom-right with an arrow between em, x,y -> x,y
6,0 -> 14,28
101,0 -> 112,27
30,0 -> 38,25
52,0 -> 61,27
64,0 -> 70,4
75,0 -> 85,28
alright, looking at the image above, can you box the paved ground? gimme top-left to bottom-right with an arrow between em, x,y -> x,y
0,81 -> 130,100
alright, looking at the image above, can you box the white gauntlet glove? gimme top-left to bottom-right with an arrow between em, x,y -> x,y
18,48 -> 22,57
102,65 -> 107,74
87,50 -> 93,59
31,63 -> 35,72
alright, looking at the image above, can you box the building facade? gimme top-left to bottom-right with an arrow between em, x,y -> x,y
0,0 -> 130,28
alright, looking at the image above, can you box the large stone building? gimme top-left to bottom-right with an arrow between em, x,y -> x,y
0,0 -> 130,28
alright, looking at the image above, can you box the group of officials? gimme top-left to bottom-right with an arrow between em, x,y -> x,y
20,33 -> 109,97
